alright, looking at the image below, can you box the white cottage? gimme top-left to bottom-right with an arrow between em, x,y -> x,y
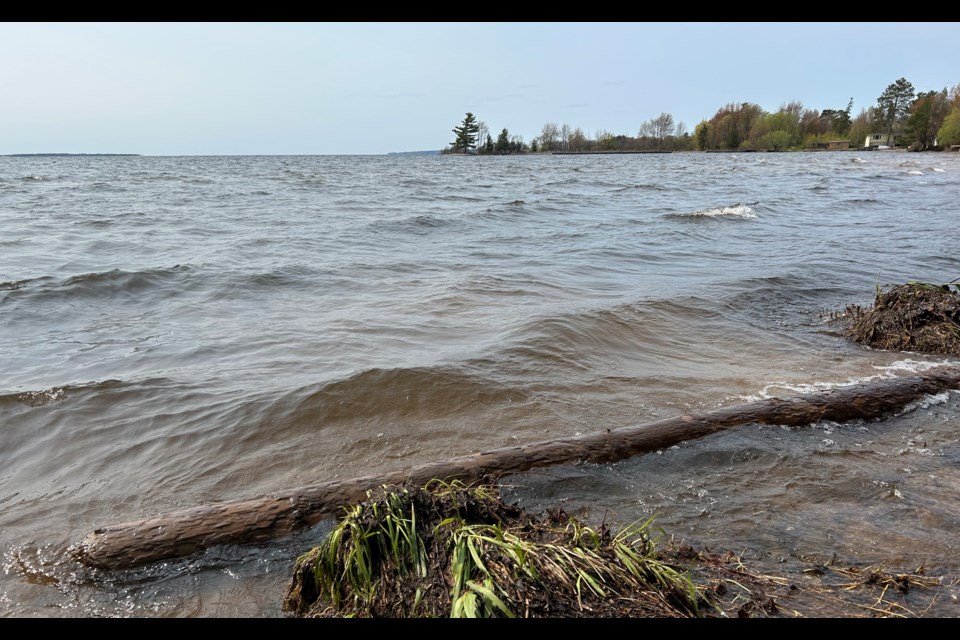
864,133 -> 900,148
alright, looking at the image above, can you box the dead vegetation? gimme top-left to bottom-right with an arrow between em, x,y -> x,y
283,480 -> 957,618
833,281 -> 960,355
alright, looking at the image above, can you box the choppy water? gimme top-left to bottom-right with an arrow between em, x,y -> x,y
2,151 -> 959,617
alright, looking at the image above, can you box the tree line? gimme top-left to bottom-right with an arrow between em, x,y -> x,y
443,77 -> 960,154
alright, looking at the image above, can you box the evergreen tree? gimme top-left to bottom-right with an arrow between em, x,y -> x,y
495,128 -> 510,154
876,78 -> 915,145
821,98 -> 853,136
451,112 -> 480,153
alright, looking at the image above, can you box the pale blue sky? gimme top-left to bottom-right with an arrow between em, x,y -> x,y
2,22 -> 957,155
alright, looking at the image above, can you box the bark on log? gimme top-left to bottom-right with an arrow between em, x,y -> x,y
71,369 -> 960,571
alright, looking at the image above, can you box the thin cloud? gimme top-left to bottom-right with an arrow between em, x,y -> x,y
374,91 -> 427,100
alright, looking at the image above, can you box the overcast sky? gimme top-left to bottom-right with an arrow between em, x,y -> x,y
2,22 -> 957,155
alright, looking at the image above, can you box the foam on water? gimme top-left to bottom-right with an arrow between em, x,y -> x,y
741,359 -> 959,402
666,203 -> 757,218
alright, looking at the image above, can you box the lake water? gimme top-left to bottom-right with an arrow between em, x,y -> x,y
2,151 -> 959,616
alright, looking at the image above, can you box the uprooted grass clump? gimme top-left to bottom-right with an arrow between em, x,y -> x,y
834,281 -> 960,355
282,480 -> 957,618
283,479 -> 705,618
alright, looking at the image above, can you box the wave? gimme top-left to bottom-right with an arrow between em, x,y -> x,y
232,267 -> 316,291
611,183 -> 670,193
723,273 -> 851,316
854,173 -> 901,182
446,274 -> 569,298
70,217 -> 119,229
664,203 -> 757,219
63,265 -> 194,292
270,366 -> 529,425
0,265 -> 200,304
125,171 -> 189,182
366,213 -> 456,236
280,168 -> 325,187
1,264 -> 328,306
837,197 -> 891,209
496,297 -> 725,370
480,200 -> 568,216
88,181 -> 126,192
0,279 -> 27,291
0,378 -> 126,408
2,387 -> 68,408
842,198 -> 889,205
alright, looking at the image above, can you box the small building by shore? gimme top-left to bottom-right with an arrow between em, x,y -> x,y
864,133 -> 902,149
808,140 -> 851,151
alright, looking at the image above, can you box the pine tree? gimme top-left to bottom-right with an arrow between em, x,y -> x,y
495,128 -> 510,154
451,113 -> 480,154
876,78 -> 915,145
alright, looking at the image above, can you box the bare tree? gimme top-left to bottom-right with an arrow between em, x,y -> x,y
569,127 -> 587,152
560,123 -> 573,151
652,112 -> 675,149
540,122 -> 560,152
477,121 -> 491,153
848,108 -> 873,147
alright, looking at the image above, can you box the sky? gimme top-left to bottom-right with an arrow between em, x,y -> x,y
1,22 -> 958,156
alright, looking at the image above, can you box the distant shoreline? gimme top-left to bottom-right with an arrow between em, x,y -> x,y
2,153 -> 141,157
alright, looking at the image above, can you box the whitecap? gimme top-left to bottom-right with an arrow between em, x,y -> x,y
670,203 -> 757,219
16,387 -> 67,407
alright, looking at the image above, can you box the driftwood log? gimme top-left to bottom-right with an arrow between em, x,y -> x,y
72,368 -> 960,571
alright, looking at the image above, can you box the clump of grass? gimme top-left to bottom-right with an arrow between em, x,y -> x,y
283,479 -> 705,618
283,479 -> 960,618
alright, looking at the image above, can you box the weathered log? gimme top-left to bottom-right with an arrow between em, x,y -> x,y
71,369 -> 960,571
